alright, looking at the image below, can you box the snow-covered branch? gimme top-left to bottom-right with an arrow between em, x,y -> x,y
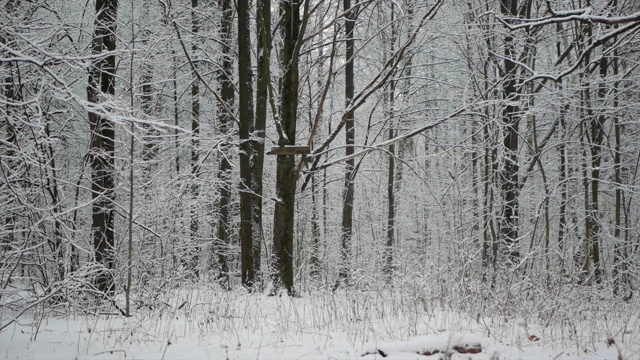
492,5 -> 640,84
307,105 -> 468,173
496,0 -> 640,31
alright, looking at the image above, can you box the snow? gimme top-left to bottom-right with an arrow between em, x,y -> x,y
1,288 -> 637,359
361,331 -> 483,357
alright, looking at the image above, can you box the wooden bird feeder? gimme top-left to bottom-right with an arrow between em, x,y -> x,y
267,145 -> 311,155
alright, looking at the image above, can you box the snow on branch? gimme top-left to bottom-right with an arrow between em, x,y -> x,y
490,4 -> 640,85
298,0 -> 444,188
496,1 -> 640,31
307,105 -> 468,173
501,11 -> 640,30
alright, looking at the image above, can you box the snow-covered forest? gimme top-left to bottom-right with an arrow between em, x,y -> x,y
1,0 -> 639,358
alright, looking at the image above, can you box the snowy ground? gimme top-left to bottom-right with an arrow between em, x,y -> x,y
1,286 -> 638,359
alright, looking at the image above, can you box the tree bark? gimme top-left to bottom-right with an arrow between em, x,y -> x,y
215,0 -> 234,289
499,0 -> 521,265
272,0 -> 301,295
238,0 -> 255,288
557,83 -> 568,272
189,0 -> 201,280
338,0 -> 357,287
88,0 -> 118,294
253,0 -> 271,285
384,3 -> 396,280
588,52 -> 607,285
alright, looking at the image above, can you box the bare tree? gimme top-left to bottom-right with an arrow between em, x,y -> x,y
383,1 -> 398,279
215,0 -> 234,289
238,0 -> 255,288
253,0 -> 271,286
272,0 -> 303,295
497,0 -> 523,266
88,0 -> 119,294
337,0 -> 358,287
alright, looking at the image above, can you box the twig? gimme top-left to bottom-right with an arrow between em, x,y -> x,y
171,20 -> 238,124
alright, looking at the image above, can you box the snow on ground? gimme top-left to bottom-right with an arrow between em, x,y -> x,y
1,286 -> 638,359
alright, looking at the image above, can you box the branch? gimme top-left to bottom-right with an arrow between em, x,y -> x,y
171,19 -> 238,125
301,66 -> 502,182
308,104 -> 468,173
300,0 -> 444,188
518,116 -> 560,190
293,6 -> 341,178
302,0 -> 376,43
498,9 -> 640,30
498,21 -> 640,84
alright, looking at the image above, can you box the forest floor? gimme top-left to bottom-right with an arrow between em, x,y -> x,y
1,285 -> 638,359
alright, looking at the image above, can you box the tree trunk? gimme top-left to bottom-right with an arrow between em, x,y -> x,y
588,53 -> 607,285
499,0 -> 520,265
215,0 -> 234,289
238,0 -> 255,288
310,174 -> 321,279
88,0 -> 118,294
189,0 -> 201,280
308,14 -> 323,282
608,0 -> 623,298
253,0 -> 271,285
610,34 -> 628,298
580,121 -> 591,282
384,4 -> 396,280
338,0 -> 357,287
557,84 -> 568,271
272,0 -> 301,295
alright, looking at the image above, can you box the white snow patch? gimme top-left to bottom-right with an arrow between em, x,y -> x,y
1,288 -> 637,359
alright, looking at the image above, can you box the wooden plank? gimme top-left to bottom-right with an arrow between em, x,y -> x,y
267,145 -> 311,155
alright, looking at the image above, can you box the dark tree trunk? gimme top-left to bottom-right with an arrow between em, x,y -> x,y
44,122 -> 66,282
308,14 -> 322,281
613,78 -> 623,296
252,0 -> 271,284
272,0 -> 301,295
384,4 -> 396,280
338,0 -> 357,287
499,0 -> 520,265
386,129 -> 396,279
310,174 -> 321,279
88,0 -> 118,294
588,54 -> 608,285
215,0 -> 234,289
580,120 -> 591,281
238,0 -> 255,288
557,88 -> 568,270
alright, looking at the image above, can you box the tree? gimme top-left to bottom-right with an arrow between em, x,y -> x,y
189,0 -> 201,279
272,0 -> 303,295
384,1 -> 398,280
496,0 -> 640,290
1,0 -> 20,274
338,0 -> 358,287
238,0 -> 255,288
215,0 -> 234,289
253,0 -> 271,285
498,0 -> 522,266
88,0 -> 119,294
